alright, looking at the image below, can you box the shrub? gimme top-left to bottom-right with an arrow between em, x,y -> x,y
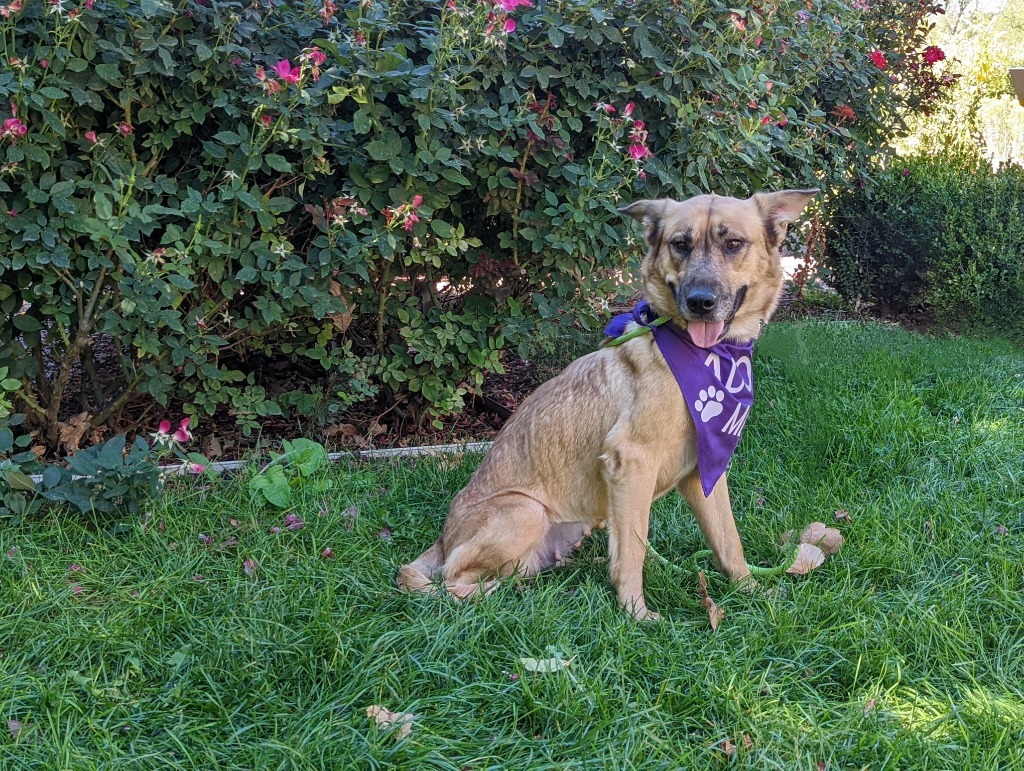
0,0 -> 955,455
821,154 -> 1024,337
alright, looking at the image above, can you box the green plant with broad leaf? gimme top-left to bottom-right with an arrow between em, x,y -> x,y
248,438 -> 333,509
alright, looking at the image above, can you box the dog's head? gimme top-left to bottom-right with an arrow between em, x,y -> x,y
621,189 -> 817,347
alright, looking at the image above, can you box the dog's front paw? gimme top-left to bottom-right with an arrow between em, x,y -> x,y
622,597 -> 661,622
632,607 -> 661,622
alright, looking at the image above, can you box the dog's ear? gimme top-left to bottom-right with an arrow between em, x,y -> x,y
754,188 -> 818,247
619,199 -> 668,247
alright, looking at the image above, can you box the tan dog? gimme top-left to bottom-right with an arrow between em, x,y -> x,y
397,189 -> 817,620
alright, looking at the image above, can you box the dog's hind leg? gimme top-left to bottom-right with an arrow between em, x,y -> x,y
396,539 -> 445,593
441,494 -> 550,597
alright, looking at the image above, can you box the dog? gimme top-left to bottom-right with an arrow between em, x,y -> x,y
397,189 -> 817,620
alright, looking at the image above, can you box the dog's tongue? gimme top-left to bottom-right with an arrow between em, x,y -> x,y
686,320 -> 725,349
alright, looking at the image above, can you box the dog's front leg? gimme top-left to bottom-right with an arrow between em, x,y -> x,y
602,446 -> 660,621
677,471 -> 752,584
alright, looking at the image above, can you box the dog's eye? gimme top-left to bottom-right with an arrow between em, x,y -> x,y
670,240 -> 690,255
724,238 -> 744,252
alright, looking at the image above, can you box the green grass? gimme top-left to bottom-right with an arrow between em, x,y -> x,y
2,320 -> 1023,769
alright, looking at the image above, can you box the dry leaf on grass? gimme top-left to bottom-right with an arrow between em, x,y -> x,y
8,720 -> 23,740
57,411 -> 91,453
742,733 -> 754,751
800,522 -> 845,555
519,652 -> 574,673
697,571 -> 725,631
720,738 -> 736,757
778,529 -> 794,547
366,705 -> 414,739
834,509 -> 852,523
786,543 -> 826,575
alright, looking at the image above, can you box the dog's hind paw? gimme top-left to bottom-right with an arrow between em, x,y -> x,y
447,579 -> 500,600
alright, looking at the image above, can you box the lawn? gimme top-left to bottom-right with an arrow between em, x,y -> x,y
1,320 -> 1022,769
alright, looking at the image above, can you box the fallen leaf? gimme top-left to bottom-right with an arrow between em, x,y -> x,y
377,528 -> 393,542
229,519 -> 240,527
786,543 -> 826,575
57,411 -> 91,453
520,647 -> 577,671
321,547 -> 335,558
778,529 -> 794,547
995,525 -> 1007,536
366,705 -> 414,739
800,522 -> 845,555
243,558 -> 259,576
720,738 -> 737,757
202,433 -> 224,459
817,763 -> 827,771
8,720 -> 23,740
800,521 -> 826,545
325,422 -> 360,437
742,733 -> 754,751
697,571 -> 725,631
834,509 -> 852,522
327,280 -> 354,334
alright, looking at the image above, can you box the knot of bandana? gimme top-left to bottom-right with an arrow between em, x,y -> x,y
603,300 -> 658,340
603,302 -> 756,497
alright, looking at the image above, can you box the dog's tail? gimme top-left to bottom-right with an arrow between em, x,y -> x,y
396,539 -> 444,593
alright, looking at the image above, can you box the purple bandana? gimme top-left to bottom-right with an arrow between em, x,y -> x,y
605,301 -> 755,497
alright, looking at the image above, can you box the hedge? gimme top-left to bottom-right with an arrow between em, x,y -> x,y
0,0 -> 951,456
822,154 -> 1024,338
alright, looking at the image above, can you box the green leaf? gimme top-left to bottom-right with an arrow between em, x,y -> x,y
94,193 -> 113,220
4,471 -> 36,492
249,465 -> 292,508
213,130 -> 243,145
365,141 -> 393,161
353,110 -> 372,134
95,64 -> 121,84
265,154 -> 292,172
430,219 -> 454,238
38,86 -> 69,100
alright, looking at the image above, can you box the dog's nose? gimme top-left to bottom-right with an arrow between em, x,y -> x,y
685,288 -> 717,315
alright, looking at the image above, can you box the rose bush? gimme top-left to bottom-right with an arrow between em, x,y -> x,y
0,0 -> 954,457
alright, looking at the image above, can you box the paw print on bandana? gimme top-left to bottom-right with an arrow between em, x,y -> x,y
694,386 -> 725,423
